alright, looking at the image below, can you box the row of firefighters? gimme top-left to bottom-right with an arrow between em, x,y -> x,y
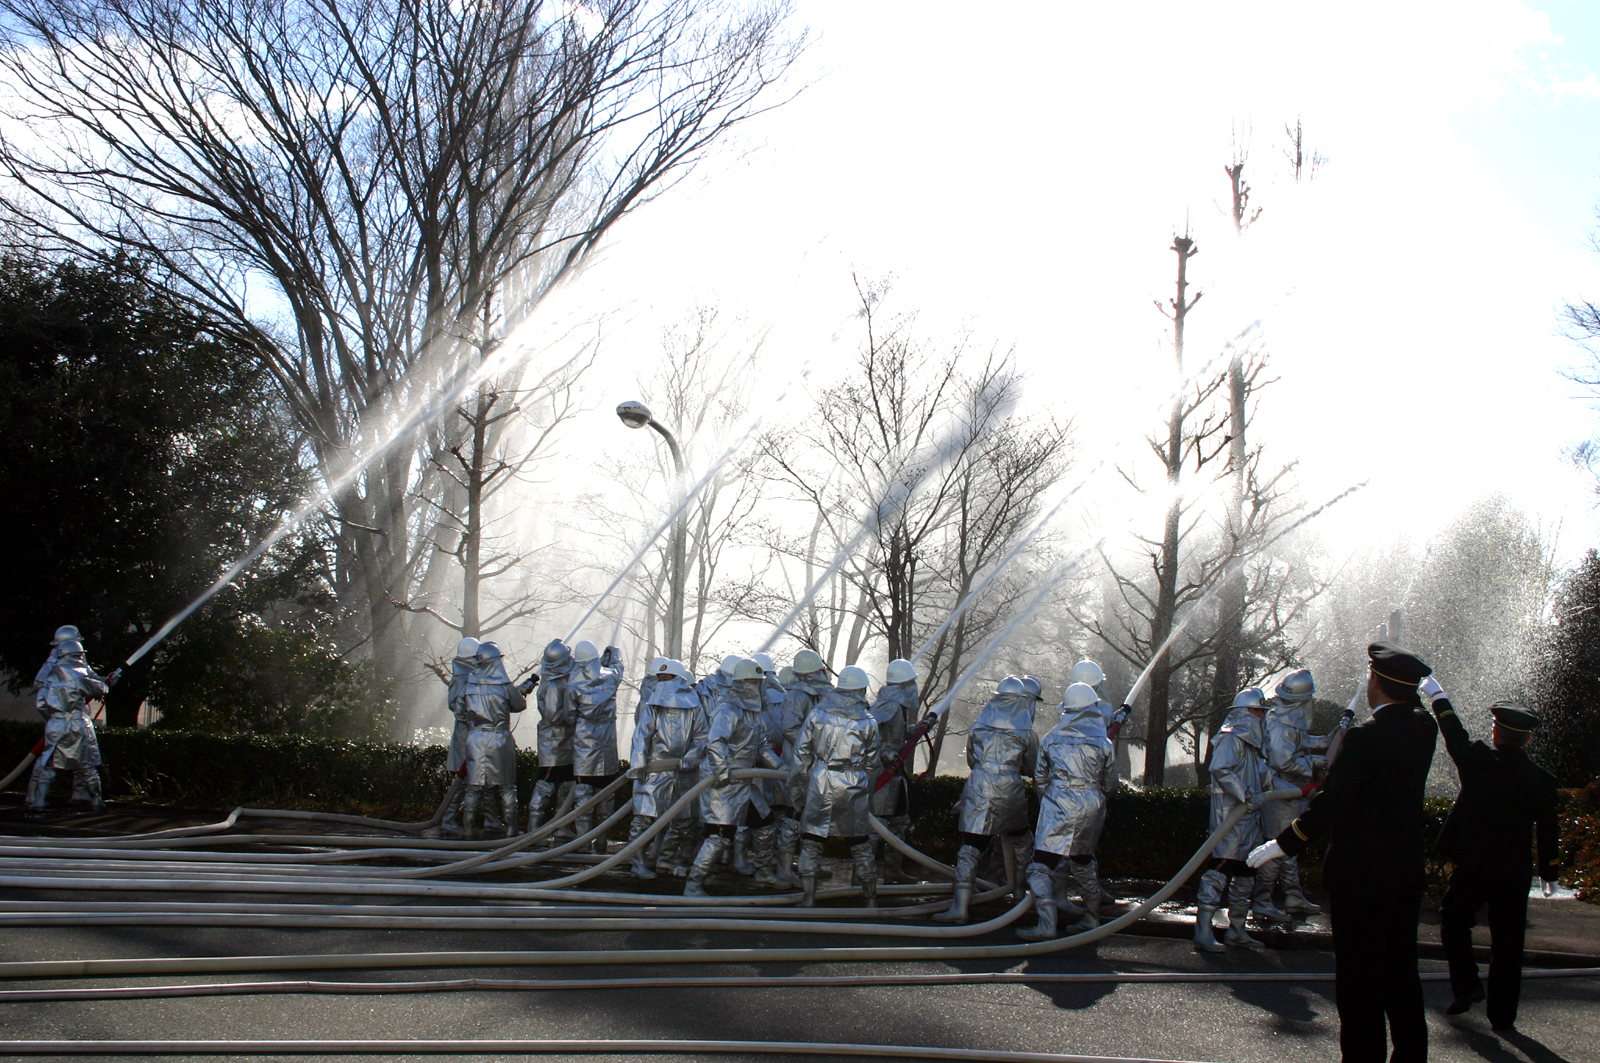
445,635 -> 1340,943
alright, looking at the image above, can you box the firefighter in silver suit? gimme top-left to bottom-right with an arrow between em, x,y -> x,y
627,658 -> 707,878
686,658 -> 782,897
528,638 -> 577,834
788,665 -> 886,906
1018,682 -> 1119,939
1195,688 -> 1271,952
1253,668 -> 1332,921
935,675 -> 1040,923
439,636 -> 479,835
774,649 -> 833,887
569,640 -> 624,853
32,625 -> 82,697
450,641 -> 526,838
867,658 -> 920,883
747,652 -> 793,886
26,640 -> 110,813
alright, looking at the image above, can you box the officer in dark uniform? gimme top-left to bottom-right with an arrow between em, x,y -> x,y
1423,689 -> 1560,1030
1248,642 -> 1439,1063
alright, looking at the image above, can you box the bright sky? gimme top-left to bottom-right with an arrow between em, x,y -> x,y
542,0 -> 1600,571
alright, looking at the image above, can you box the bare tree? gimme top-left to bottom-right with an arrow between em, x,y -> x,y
1282,117 -> 1327,184
758,277 -> 1073,768
0,0 -> 804,704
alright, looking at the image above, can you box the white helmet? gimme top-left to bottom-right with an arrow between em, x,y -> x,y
1070,660 -> 1105,688
793,649 -> 825,675
996,675 -> 1028,697
1020,676 -> 1043,701
57,640 -> 85,661
1062,682 -> 1099,711
454,636 -> 481,659
778,666 -> 797,686
733,658 -> 763,682
719,653 -> 743,678
668,659 -> 693,682
886,658 -> 917,684
53,625 -> 81,645
1231,687 -> 1266,710
572,640 -> 600,663
649,656 -> 671,676
835,665 -> 870,692
1275,668 -> 1316,703
751,652 -> 777,675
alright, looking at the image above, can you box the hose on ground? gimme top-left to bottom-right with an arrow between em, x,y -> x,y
0,789 -> 1309,980
0,1038 -> 1221,1062
0,967 -> 1592,1003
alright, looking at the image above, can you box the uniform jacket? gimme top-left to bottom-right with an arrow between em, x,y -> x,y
1277,701 -> 1438,893
699,686 -> 782,825
38,661 -> 106,771
867,680 -> 918,817
450,656 -> 525,787
956,692 -> 1038,836
535,659 -> 575,767
791,689 -> 885,837
1034,705 -> 1118,857
1432,697 -> 1559,881
570,658 -> 624,777
1207,707 -> 1269,861
629,676 -> 708,818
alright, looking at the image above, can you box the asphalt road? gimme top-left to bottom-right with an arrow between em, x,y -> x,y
0,914 -> 1593,1063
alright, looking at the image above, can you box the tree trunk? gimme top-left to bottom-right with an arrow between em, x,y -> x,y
1141,234 -> 1199,787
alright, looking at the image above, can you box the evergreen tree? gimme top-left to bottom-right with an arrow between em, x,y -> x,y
1531,549 -> 1600,787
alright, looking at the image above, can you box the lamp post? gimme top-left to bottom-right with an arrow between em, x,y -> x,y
616,400 -> 687,661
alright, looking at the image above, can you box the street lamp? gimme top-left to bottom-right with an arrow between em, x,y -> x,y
616,400 -> 687,661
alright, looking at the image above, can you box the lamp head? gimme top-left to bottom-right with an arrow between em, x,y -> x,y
616,400 -> 652,430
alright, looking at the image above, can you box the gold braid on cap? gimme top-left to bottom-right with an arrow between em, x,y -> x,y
1370,666 -> 1419,687
1493,719 -> 1531,733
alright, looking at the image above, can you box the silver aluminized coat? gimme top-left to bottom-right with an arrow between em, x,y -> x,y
451,657 -> 525,787
779,674 -> 833,766
699,686 -> 780,826
867,680 -> 917,817
37,662 -> 105,771
791,689 -> 885,838
1261,700 -> 1331,838
629,676 -> 709,817
535,660 -> 575,768
956,693 -> 1039,836
1034,705 -> 1118,858
1207,707 -> 1268,860
756,675 -> 789,807
445,654 -> 474,773
570,658 -> 623,777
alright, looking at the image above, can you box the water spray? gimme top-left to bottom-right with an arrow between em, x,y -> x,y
909,311 -> 1275,667
1117,480 -> 1370,724
118,312 -> 597,673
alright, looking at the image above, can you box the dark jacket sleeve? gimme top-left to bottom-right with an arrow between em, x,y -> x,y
1431,697 -> 1473,768
1276,727 -> 1366,858
1535,778 -> 1561,881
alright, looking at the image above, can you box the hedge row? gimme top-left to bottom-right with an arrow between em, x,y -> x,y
2,721 -> 1592,899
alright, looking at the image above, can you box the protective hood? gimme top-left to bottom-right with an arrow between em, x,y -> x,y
1066,703 -> 1109,740
790,673 -> 834,699
540,639 -> 573,682
1220,706 -> 1264,748
1267,700 -> 1310,731
975,692 -> 1037,731
469,654 -> 511,686
817,688 -> 871,720
762,674 -> 787,705
870,680 -> 919,716
645,675 -> 702,710
697,671 -> 731,700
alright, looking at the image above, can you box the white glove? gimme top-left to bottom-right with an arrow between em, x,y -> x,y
1543,879 -> 1558,898
1419,676 -> 1444,701
1246,840 -> 1284,869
